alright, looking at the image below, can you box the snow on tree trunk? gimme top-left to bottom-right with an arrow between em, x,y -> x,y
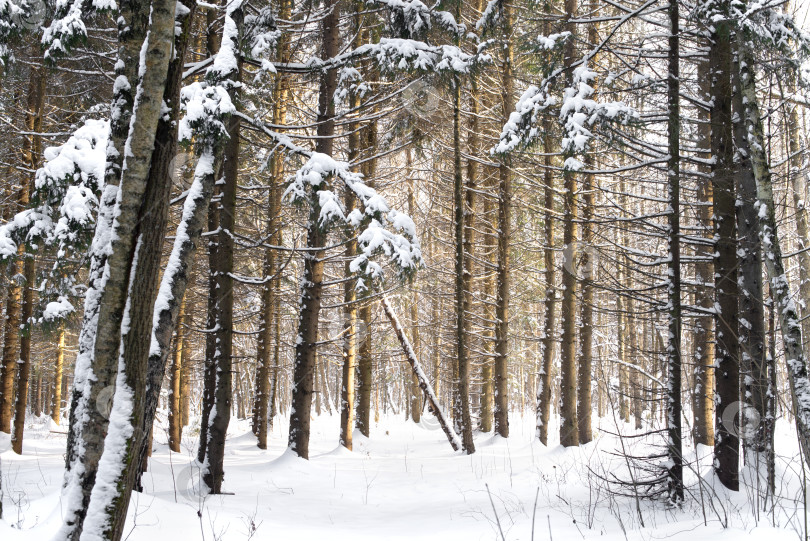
738,41 -> 810,469
78,0 -> 178,536
58,1 -> 151,538
381,295 -> 462,452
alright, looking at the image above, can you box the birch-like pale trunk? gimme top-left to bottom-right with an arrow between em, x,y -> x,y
738,42 -> 810,468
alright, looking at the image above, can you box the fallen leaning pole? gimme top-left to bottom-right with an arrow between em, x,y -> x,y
380,294 -> 462,452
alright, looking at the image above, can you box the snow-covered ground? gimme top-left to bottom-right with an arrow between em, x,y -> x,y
1,412 -> 807,540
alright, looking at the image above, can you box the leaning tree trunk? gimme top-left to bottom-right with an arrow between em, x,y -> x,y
381,295 -> 461,452
57,1 -> 152,538
738,41 -> 810,469
710,15 -> 740,492
129,0 -> 208,479
74,0 -> 176,537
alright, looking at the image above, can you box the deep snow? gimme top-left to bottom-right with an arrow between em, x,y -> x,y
1,411 -> 808,540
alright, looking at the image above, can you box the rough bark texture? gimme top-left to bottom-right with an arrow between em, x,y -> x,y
537,126 -> 556,445
203,51 -> 242,492
288,0 -> 341,459
732,58 -> 767,453
577,162 -> 594,445
739,41 -> 810,469
9,56 -> 45,453
693,57 -> 715,447
494,1 -> 514,441
130,0 -> 201,475
52,326 -> 65,424
558,0 -> 579,448
665,0 -> 683,500
75,0 -> 177,536
711,17 -> 740,492
381,296 -> 461,451
452,73 -> 475,453
58,1 -> 153,538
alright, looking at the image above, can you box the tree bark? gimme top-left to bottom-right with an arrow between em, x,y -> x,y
52,326 -> 65,424
288,0 -> 341,459
738,40 -> 810,470
381,295 -> 461,451
494,1 -> 514,441
732,56 -> 767,453
693,57 -> 715,447
168,295 -> 187,453
665,0 -> 683,500
8,54 -> 45,452
203,46 -> 242,492
711,16 -> 740,491
537,125 -> 556,445
452,72 -> 475,452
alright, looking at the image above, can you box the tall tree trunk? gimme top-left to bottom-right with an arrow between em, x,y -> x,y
203,52 -> 242,493
480,170 -> 496,433
254,0 -> 291,449
8,55 -> 45,450
732,57 -> 767,453
57,0 -> 151,535
693,57 -> 715,447
494,1 -> 514,441
558,0 -> 580,448
124,0 -> 204,485
409,148 -> 422,424
52,326 -> 65,424
738,40 -> 810,470
577,164 -> 594,444
288,0 -> 341,458
356,302 -> 373,437
72,0 -> 177,536
197,4 -> 226,469
665,0 -> 683,500
536,125 -> 556,444
168,295 -> 187,453
452,72 -> 474,452
785,80 -> 810,361
711,15 -> 740,491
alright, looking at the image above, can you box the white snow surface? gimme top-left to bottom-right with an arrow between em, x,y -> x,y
2,413 -> 809,540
